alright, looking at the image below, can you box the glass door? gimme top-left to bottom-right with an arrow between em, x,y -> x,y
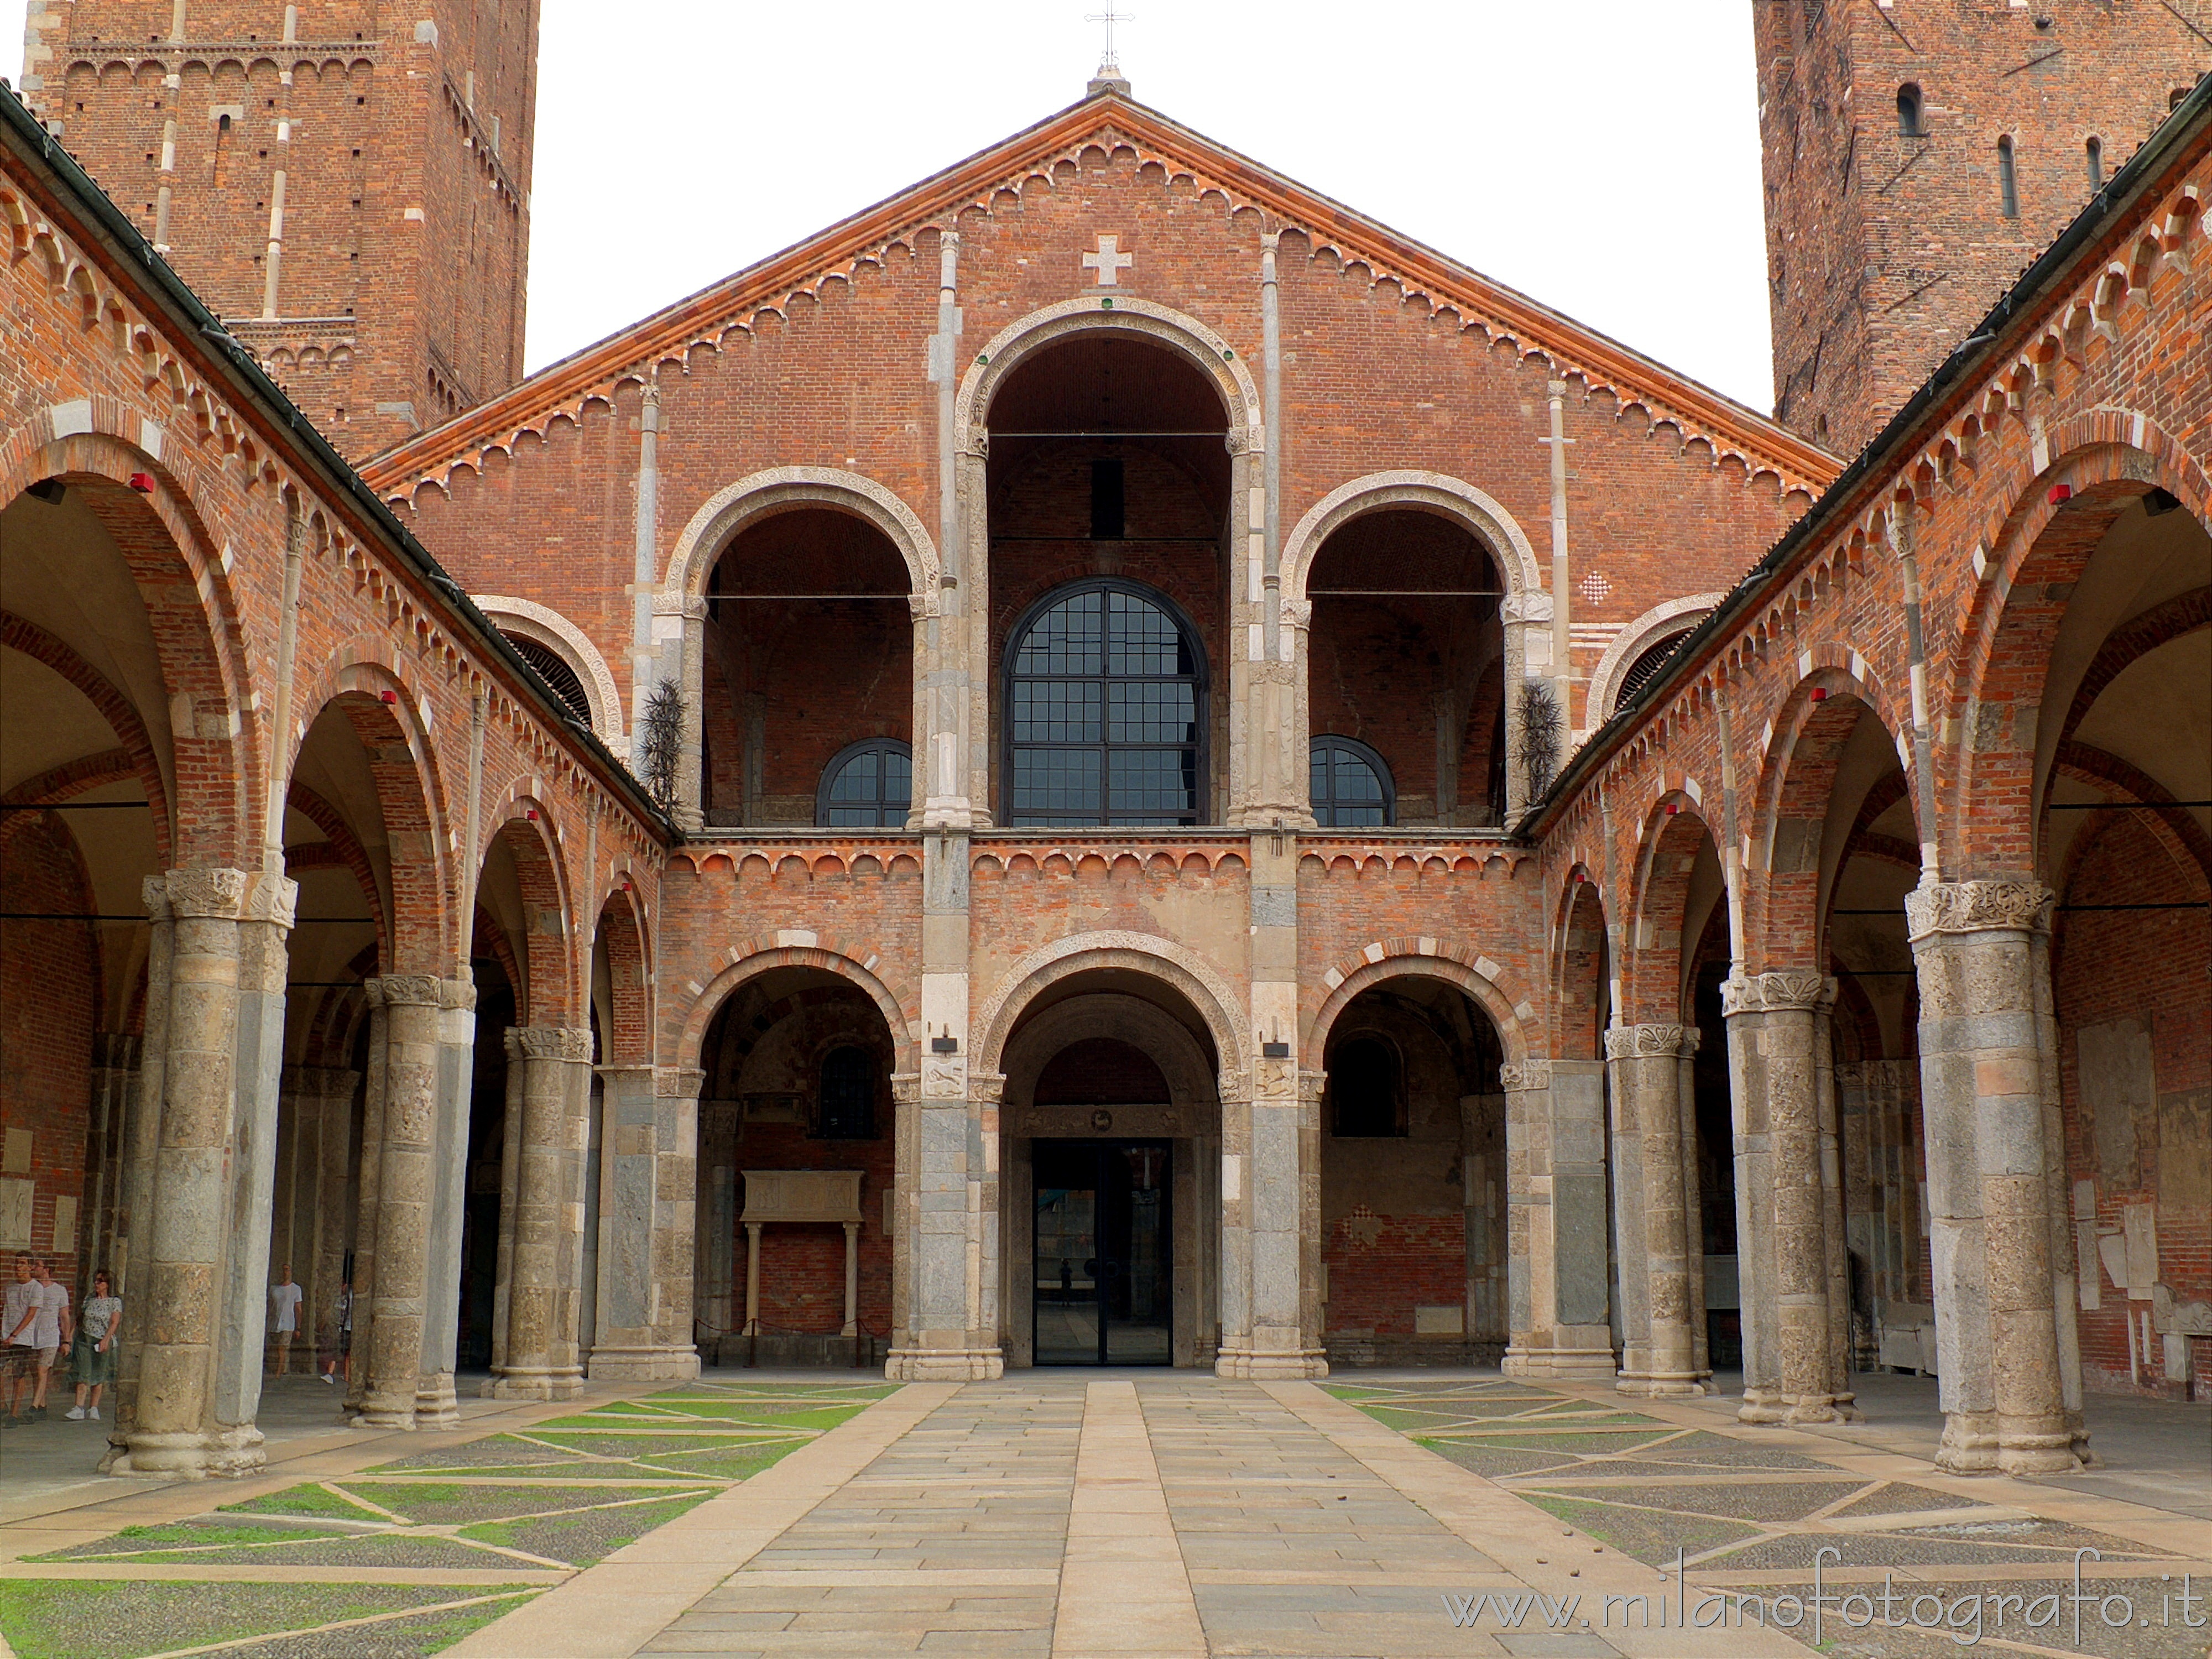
1032,1140 -> 1171,1364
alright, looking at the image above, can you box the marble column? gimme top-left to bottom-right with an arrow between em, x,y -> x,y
590,1064 -> 702,1381
350,975 -> 445,1429
80,1035 -> 141,1285
886,1062 -> 1004,1380
1907,879 -> 2081,1475
491,1026 -> 592,1399
1723,970 -> 1853,1424
118,867 -> 294,1479
1606,1024 -> 1704,1395
1813,993 -> 1856,1416
1501,1060 -> 1616,1379
487,1033 -> 525,1379
1216,1066 -> 1326,1379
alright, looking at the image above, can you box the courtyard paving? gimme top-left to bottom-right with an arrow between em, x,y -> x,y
0,1370 -> 2203,1658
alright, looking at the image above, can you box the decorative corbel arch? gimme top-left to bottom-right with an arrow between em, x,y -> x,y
473,594 -> 625,746
1584,593 -> 1727,724
663,465 -> 940,603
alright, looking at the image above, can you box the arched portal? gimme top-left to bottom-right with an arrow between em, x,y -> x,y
693,964 -> 899,1366
1313,975 -> 1505,1365
997,971 -> 1223,1368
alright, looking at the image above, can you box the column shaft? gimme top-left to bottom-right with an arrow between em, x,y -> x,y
491,1026 -> 592,1400
1606,1025 -> 1703,1395
351,976 -> 444,1429
1501,1060 -> 1615,1378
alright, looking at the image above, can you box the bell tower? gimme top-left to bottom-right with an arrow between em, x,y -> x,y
1753,0 -> 2209,456
18,1 -> 540,461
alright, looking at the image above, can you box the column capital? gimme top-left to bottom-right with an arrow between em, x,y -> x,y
1720,970 -> 1834,1017
366,973 -> 446,1009
509,1025 -> 592,1062
1500,1059 -> 1551,1092
152,866 -> 248,920
654,1065 -> 707,1098
1604,1022 -> 1691,1060
1904,879 -> 2053,943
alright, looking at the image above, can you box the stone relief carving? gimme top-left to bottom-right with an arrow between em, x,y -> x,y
1720,971 -> 1834,1016
1604,1023 -> 1690,1060
367,974 -> 445,1009
1499,592 -> 1554,624
1500,1061 -> 1551,1092
514,1026 -> 593,1062
655,1066 -> 708,1098
160,867 -> 249,920
920,1056 -> 968,1098
1904,879 -> 2054,942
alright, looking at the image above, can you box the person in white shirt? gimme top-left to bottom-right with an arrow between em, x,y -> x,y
268,1267 -> 305,1376
25,1257 -> 71,1418
2,1255 -> 35,1424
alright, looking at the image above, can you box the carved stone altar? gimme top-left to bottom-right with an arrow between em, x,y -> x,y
738,1170 -> 866,1339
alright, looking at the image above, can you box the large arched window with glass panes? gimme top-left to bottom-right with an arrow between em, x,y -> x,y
1003,580 -> 1206,827
817,739 -> 911,827
1309,735 -> 1393,827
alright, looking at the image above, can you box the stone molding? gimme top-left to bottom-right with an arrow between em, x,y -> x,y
1500,1061 -> 1551,1092
1583,592 -> 1726,727
472,593 -> 625,745
1604,1022 -> 1691,1060
1720,971 -> 1834,1016
512,1025 -> 593,1062
655,1065 -> 707,1098
971,929 -> 1248,1079
1903,879 -> 2054,942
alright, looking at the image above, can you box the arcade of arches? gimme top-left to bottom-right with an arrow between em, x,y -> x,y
3,72 -> 2208,1485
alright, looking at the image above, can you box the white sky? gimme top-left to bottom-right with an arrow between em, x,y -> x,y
4,1 -> 1780,414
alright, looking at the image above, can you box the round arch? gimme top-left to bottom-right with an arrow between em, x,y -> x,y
675,945 -> 914,1074
664,466 -> 941,603
1000,993 -> 1221,1110
1585,593 -> 1728,724
590,886 -> 654,1067
472,594 -> 625,747
1279,471 -> 1543,609
1305,953 -> 1530,1073
973,931 -> 1249,1085
955,296 -> 1260,447
1624,795 -> 1729,1026
476,796 -> 578,1027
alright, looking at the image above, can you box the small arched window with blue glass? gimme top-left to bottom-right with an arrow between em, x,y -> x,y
1309,735 -> 1394,827
817,738 -> 912,828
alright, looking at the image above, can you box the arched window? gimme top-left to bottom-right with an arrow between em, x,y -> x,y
1309,736 -> 1394,827
500,632 -> 593,726
817,739 -> 911,827
2085,136 -> 2103,189
1326,1036 -> 1402,1138
1616,629 -> 1695,712
1004,580 -> 1204,827
1997,135 -> 2020,218
1896,84 -> 1924,137
817,1045 -> 878,1140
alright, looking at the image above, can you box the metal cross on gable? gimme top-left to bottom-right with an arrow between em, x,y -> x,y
1086,5 -> 1133,69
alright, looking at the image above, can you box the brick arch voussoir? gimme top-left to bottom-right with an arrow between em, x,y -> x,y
1945,439 -> 2208,879
0,612 -> 175,869
1305,948 -> 1530,1072
284,779 -> 390,962
482,798 -> 577,1027
677,945 -> 914,1075
1624,795 -> 1725,1026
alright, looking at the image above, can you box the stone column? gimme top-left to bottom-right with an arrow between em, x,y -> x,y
416,978 -> 477,1426
842,1222 -> 860,1338
1723,970 -> 1852,1424
1678,1032 -> 1711,1382
80,1034 -> 142,1286
1216,1066 -> 1326,1379
1813,994 -> 1855,1416
1606,1024 -> 1703,1395
487,1033 -> 525,1378
351,974 -> 445,1429
590,1065 -> 702,1381
301,1069 -> 357,1379
104,892 -> 171,1468
120,867 -> 294,1479
666,592 -> 709,832
1907,879 -> 2081,1475
1501,1060 -> 1616,1378
697,1097 -> 740,1362
491,1026 -> 592,1400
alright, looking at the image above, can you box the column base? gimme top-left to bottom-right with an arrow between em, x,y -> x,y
1214,1344 -> 1328,1380
485,1368 -> 586,1401
1615,1371 -> 1708,1398
1936,1408 -> 2001,1473
1781,1392 -> 1863,1425
1503,1343 -> 1618,1381
414,1373 -> 461,1428
1997,1418 -> 2084,1477
1736,1385 -> 1788,1425
106,1424 -> 267,1479
884,1345 -> 1003,1381
585,1344 -> 701,1382
348,1386 -> 419,1430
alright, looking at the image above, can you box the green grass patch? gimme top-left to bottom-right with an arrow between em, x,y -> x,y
221,1481 -> 392,1523
30,1520 -> 317,1561
1519,1492 -> 1761,1568
0,1580 -> 532,1659
343,1481 -> 709,1527
458,1491 -> 716,1566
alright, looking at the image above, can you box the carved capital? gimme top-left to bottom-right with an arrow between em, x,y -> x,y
1904,879 -> 2053,943
890,1071 -> 921,1105
1500,592 -> 1554,624
655,1065 -> 707,1099
969,1068 -> 1006,1105
1499,1060 -> 1550,1093
652,591 -> 709,621
1720,971 -> 1833,1016
1251,1056 -> 1300,1099
366,973 -> 444,1009
242,872 -> 299,930
1605,1023 -> 1689,1060
1222,427 -> 1252,457
440,976 -> 477,1013
512,1025 -> 593,1062
162,867 -> 250,920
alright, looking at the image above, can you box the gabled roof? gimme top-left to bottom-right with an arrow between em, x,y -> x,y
361,88 -> 1839,502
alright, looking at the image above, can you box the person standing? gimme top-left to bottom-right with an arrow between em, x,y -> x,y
66,1269 -> 121,1421
267,1266 -> 305,1377
2,1256 -> 34,1425
321,1280 -> 352,1385
25,1257 -> 71,1419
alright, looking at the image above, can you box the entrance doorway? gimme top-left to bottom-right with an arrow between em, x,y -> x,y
1032,1140 -> 1171,1365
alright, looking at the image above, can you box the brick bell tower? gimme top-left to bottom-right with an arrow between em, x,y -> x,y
1754,0 -> 2209,456
18,1 -> 540,461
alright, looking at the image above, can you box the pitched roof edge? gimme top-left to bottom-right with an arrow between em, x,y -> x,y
1515,73 -> 2212,843
361,91 -> 1838,498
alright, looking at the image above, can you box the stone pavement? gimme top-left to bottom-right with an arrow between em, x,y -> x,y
1,1369 -> 2206,1658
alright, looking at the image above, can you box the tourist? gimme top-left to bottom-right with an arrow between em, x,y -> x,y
1,1255 -> 34,1425
321,1280 -> 351,1385
66,1269 -> 121,1422
25,1256 -> 72,1419
267,1266 -> 304,1376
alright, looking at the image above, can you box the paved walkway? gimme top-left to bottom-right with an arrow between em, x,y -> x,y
2,1370 -> 2206,1658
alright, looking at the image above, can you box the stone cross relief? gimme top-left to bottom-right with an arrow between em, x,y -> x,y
1082,233 -> 1134,286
